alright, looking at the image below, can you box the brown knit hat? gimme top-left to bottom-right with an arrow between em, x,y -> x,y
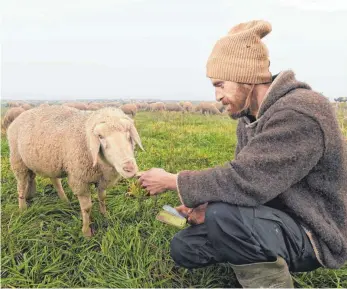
206,20 -> 272,84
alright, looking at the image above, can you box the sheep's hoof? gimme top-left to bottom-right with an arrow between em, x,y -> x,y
99,205 -> 107,215
60,197 -> 70,203
83,228 -> 93,238
18,200 -> 27,211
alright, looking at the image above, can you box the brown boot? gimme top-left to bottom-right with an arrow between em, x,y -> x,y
231,256 -> 294,288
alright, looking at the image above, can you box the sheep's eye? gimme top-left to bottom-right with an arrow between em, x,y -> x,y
98,134 -> 104,139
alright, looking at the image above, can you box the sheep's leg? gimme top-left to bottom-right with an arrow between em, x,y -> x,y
77,194 -> 93,237
69,179 -> 93,237
27,170 -> 36,199
50,178 -> 69,202
15,171 -> 30,210
10,151 -> 30,209
97,188 -> 107,215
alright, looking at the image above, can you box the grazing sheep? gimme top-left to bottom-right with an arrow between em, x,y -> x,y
7,101 -> 21,108
135,102 -> 149,111
2,107 -> 26,132
120,103 -> 137,117
104,102 -> 120,108
21,103 -> 33,110
87,103 -> 104,111
7,106 -> 143,237
63,102 -> 88,110
148,103 -> 156,111
195,102 -> 222,115
143,102 -> 149,111
135,103 -> 142,110
165,103 -> 183,112
182,101 -> 193,112
150,102 -> 166,112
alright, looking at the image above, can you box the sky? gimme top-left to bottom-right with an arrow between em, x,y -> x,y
1,0 -> 347,101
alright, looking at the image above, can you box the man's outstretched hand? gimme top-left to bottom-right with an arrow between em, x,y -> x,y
138,168 -> 178,195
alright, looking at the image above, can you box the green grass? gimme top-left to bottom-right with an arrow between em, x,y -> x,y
1,111 -> 346,288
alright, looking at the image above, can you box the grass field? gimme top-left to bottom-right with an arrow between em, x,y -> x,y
1,111 -> 347,288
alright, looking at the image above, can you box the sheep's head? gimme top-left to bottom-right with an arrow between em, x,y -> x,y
87,109 -> 144,178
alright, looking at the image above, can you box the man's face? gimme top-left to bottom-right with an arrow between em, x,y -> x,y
211,78 -> 252,119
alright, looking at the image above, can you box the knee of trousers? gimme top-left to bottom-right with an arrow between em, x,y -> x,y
205,202 -> 254,245
170,232 -> 196,269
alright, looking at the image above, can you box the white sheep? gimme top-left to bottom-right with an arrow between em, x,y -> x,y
7,106 -> 143,237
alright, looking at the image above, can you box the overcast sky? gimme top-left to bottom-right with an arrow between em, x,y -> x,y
1,0 -> 347,101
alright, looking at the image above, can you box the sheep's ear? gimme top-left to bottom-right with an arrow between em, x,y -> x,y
130,123 -> 144,151
88,123 -> 104,167
89,133 -> 100,167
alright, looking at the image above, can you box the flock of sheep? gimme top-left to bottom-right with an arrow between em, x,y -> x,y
4,100 -> 226,123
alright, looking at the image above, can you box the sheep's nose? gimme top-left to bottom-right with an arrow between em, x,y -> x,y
123,161 -> 136,173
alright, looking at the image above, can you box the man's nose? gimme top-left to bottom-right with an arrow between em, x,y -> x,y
215,91 -> 224,102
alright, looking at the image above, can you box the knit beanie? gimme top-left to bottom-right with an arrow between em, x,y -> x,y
206,20 -> 272,84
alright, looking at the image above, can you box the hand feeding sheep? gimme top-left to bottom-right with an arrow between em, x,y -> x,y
7,106 -> 143,237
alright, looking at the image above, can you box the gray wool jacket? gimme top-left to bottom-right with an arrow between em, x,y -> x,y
177,70 -> 347,269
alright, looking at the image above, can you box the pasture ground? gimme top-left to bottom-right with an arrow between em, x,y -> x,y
1,111 -> 346,288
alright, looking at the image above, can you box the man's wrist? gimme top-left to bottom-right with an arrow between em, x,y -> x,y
166,173 -> 178,191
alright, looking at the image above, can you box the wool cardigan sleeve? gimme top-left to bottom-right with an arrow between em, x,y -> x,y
176,109 -> 324,208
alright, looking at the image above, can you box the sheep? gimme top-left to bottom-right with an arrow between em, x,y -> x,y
141,102 -> 149,111
104,102 -> 120,108
7,101 -> 21,107
120,103 -> 137,117
135,102 -> 149,111
165,103 -> 183,112
182,101 -> 193,112
2,107 -> 26,132
21,103 -> 33,110
195,102 -> 222,115
63,102 -> 88,110
87,103 -> 104,111
148,103 -> 156,111
150,102 -> 166,112
7,106 -> 143,237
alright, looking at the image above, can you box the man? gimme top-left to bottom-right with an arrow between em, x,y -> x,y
138,20 -> 347,288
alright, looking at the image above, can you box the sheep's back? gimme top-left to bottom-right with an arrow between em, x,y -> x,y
8,106 -> 90,178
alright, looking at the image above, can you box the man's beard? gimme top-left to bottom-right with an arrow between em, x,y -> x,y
229,107 -> 251,120
225,84 -> 255,120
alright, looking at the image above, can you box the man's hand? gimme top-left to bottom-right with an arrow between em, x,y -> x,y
176,203 -> 208,225
138,168 -> 178,195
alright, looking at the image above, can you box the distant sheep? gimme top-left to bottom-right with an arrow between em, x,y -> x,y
63,102 -> 88,110
195,102 -> 222,115
7,106 -> 143,237
120,103 -> 137,117
104,102 -> 120,108
150,102 -> 166,112
7,101 -> 21,108
165,103 -> 183,112
87,103 -> 104,111
182,102 -> 193,112
2,107 -> 26,132
21,103 -> 33,110
136,102 -> 149,111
